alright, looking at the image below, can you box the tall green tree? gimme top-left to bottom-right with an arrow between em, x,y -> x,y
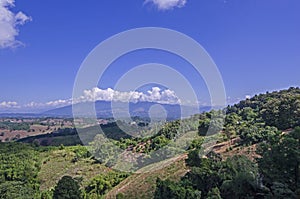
53,176 -> 82,199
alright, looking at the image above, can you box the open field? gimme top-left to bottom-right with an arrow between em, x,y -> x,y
0,118 -> 74,142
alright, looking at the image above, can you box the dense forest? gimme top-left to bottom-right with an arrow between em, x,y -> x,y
154,87 -> 300,198
0,87 -> 299,198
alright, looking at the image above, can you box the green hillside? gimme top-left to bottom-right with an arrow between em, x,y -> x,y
0,87 -> 299,198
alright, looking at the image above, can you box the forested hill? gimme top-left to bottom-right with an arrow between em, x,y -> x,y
227,87 -> 300,130
152,87 -> 300,199
0,87 -> 299,199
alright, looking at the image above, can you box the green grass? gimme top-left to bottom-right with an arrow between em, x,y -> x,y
37,146 -> 111,191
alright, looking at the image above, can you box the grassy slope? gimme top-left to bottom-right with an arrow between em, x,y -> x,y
104,130 -> 198,198
105,154 -> 188,199
35,134 -> 272,199
105,136 -> 263,199
37,147 -> 111,191
36,133 -> 260,198
37,131 -> 195,197
37,146 -> 188,198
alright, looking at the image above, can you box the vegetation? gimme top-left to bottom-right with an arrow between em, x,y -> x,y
154,87 -> 300,198
0,87 -> 299,198
0,143 -> 40,198
53,176 -> 82,199
0,121 -> 30,131
256,127 -> 300,197
85,171 -> 128,197
18,121 -> 134,147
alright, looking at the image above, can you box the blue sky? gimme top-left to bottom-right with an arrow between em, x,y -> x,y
0,0 -> 299,112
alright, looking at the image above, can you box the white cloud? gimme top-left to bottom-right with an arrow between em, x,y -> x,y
24,102 -> 44,108
145,0 -> 187,10
0,0 -> 31,49
23,100 -> 72,109
77,87 -> 181,105
1,87 -> 181,111
0,101 -> 19,108
45,99 -> 72,107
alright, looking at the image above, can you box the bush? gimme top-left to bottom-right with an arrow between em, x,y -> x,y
53,176 -> 82,199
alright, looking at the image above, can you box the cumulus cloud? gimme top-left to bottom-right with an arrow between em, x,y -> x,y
45,99 -> 72,107
1,87 -> 181,110
144,0 -> 187,10
0,0 -> 32,48
0,101 -> 19,108
76,87 -> 181,105
24,99 -> 72,108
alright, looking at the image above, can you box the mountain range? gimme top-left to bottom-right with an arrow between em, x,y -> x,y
0,101 -> 212,119
43,101 -> 212,119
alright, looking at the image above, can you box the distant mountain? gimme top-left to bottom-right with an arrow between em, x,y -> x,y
43,101 -> 212,119
0,113 -> 44,118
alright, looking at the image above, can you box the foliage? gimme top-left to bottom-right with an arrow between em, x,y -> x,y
156,117 -> 300,198
53,176 -> 82,199
85,171 -> 129,197
0,143 -> 40,184
157,120 -> 181,139
207,187 -> 222,199
19,128 -> 82,146
70,145 -> 92,162
228,87 -> 300,131
0,121 -> 30,131
198,110 -> 224,137
185,149 -> 202,167
257,127 -> 300,194
154,178 -> 201,199
188,137 -> 204,150
156,153 -> 263,199
89,134 -> 121,167
0,87 -> 299,198
0,143 -> 41,198
223,87 -> 300,145
0,181 -> 36,199
150,135 -> 170,150
38,190 -> 53,199
114,117 -> 200,154
239,124 -> 280,144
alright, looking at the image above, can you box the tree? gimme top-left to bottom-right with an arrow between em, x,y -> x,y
154,178 -> 201,199
257,127 -> 300,194
188,138 -> 204,150
150,135 -> 170,150
198,111 -> 224,137
89,134 -> 121,167
184,161 -> 222,197
53,176 -> 82,199
186,149 -> 202,167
